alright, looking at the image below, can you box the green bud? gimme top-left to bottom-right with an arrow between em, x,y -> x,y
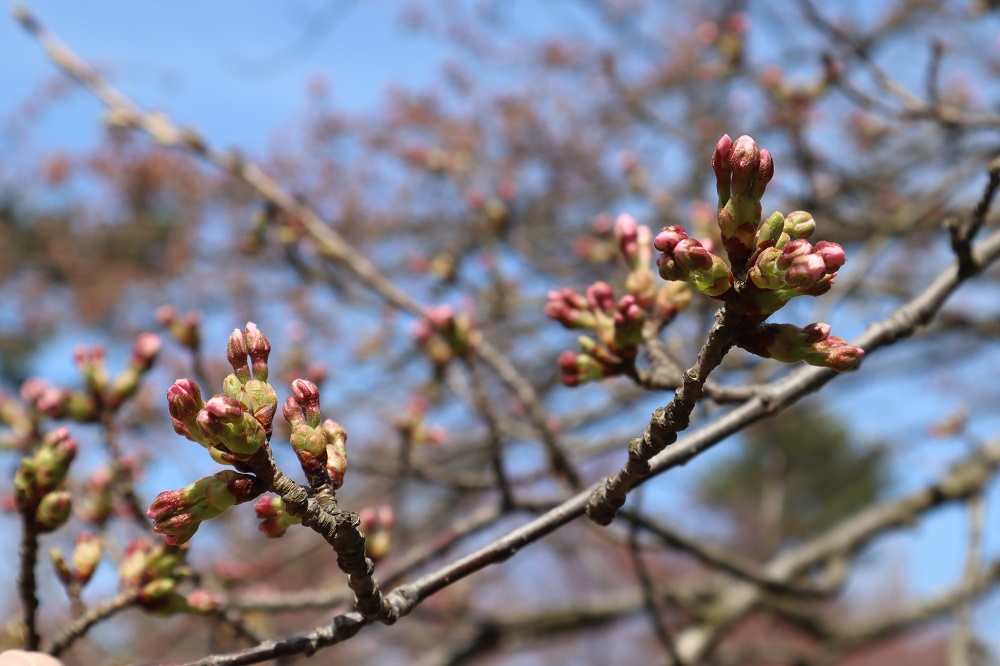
755,212 -> 785,249
36,490 -> 72,531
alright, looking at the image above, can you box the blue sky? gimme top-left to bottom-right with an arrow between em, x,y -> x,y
2,1 -> 446,156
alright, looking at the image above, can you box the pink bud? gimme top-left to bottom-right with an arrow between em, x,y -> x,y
167,379 -> 203,419
585,281 -> 615,314
558,351 -> 579,374
132,333 -> 162,368
814,241 -> 846,271
227,329 -> 250,381
785,254 -> 827,286
712,134 -> 733,174
653,225 -> 689,253
244,323 -> 271,380
801,322 -> 831,344
729,135 -> 760,173
203,395 -> 243,420
674,238 -> 713,270
777,239 -> 813,269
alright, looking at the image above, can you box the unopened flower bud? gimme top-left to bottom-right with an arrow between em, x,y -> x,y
244,323 -> 271,382
783,211 -> 816,239
814,241 -> 846,271
320,419 -> 348,490
197,395 -> 266,456
70,533 -> 103,585
226,329 -> 250,383
712,134 -> 734,204
755,212 -> 784,249
255,495 -> 300,538
36,490 -> 72,531
585,281 -> 616,314
286,379 -> 322,429
545,288 -> 595,329
653,225 -> 689,254
750,148 -> 774,200
147,470 -> 266,545
729,135 -> 761,196
737,322 -> 864,371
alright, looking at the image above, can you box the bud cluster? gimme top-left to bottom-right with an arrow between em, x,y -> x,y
147,470 -> 267,545
358,505 -> 394,562
166,324 -> 278,463
646,134 -> 864,372
546,214 -> 692,386
283,378 -> 348,490
155,305 -> 202,353
412,305 -> 481,376
153,323 -> 354,545
254,495 -> 301,539
118,538 -> 192,612
21,333 -> 161,421
51,532 -> 103,588
736,322 -> 865,372
14,427 -> 77,531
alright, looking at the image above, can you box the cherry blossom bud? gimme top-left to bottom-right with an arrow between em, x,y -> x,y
36,490 -> 72,531
167,379 -> 206,443
70,533 -> 103,585
755,212 -> 784,250
613,295 -> 645,348
197,395 -> 267,456
814,241 -> 846,271
107,333 -> 162,409
783,211 -> 816,239
226,328 -> 251,383
729,135 -> 761,196
147,470 -> 266,545
712,134 -> 734,204
750,148 -> 774,200
656,231 -> 733,297
15,428 -> 77,510
244,323 -> 271,382
320,419 -> 348,490
585,281 -> 616,314
255,495 -> 300,538
545,288 -> 595,329
737,323 -> 864,371
653,225 -> 689,254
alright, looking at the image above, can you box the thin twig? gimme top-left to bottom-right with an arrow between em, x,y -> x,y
47,590 -> 141,657
18,510 -> 41,650
626,490 -> 681,663
947,491 -> 984,666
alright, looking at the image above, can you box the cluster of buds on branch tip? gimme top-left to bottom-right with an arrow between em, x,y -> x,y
255,495 -> 301,539
14,428 -> 77,531
51,532 -> 103,589
152,323 -> 354,545
20,333 -> 161,421
155,305 -> 202,354
412,305 -> 481,378
118,538 -> 197,613
550,135 -> 864,382
547,214 -> 692,386
284,378 -> 348,490
147,470 -> 266,545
